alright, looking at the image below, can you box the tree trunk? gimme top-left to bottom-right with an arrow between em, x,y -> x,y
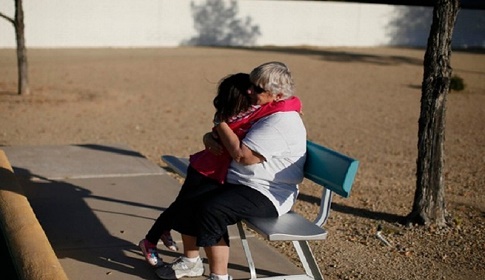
406,0 -> 460,227
15,0 -> 30,95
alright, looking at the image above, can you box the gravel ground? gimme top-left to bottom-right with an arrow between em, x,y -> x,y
0,46 -> 484,280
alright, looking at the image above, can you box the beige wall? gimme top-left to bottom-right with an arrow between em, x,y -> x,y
0,0 -> 484,48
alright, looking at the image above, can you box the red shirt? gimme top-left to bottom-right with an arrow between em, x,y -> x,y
189,96 -> 302,183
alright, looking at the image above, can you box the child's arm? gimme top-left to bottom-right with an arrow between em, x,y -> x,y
214,121 -> 264,165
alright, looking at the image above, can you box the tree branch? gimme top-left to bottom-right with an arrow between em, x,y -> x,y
0,12 -> 15,25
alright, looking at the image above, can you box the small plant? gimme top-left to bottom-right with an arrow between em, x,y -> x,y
450,75 -> 465,92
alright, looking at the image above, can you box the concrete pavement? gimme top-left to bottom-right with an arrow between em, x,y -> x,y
0,144 -> 305,280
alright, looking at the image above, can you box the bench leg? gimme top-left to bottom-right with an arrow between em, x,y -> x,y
237,221 -> 257,279
238,221 -> 324,280
292,240 -> 324,280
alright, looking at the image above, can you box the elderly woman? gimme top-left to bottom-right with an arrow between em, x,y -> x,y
153,62 -> 307,280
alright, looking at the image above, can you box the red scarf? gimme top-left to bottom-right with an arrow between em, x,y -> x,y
189,96 -> 302,183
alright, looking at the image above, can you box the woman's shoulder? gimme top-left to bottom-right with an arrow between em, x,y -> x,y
264,111 -> 302,121
254,111 -> 304,130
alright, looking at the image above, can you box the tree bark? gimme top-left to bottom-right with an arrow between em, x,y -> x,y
15,0 -> 30,95
406,0 -> 460,227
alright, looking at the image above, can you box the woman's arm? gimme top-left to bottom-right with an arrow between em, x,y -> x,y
214,122 -> 264,165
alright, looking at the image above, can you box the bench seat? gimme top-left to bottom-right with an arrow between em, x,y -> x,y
244,211 -> 327,241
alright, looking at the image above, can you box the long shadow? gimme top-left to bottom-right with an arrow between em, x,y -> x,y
75,144 -> 146,158
297,193 -> 405,224
330,202 -> 406,224
14,168 -> 163,279
207,45 -> 484,76
205,45 -> 425,67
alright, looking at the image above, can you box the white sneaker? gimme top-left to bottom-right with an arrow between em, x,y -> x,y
155,256 -> 204,279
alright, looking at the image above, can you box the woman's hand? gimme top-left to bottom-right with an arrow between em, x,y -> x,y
203,132 -> 224,155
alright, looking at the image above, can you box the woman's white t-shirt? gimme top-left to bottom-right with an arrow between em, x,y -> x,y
226,111 -> 307,216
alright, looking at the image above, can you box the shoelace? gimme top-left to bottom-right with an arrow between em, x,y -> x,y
172,258 -> 189,269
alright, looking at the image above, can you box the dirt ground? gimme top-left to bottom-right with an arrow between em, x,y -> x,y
1,46 -> 484,280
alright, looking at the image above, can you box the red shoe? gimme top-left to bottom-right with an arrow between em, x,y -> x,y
139,239 -> 163,267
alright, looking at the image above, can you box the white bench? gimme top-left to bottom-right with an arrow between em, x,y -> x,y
162,140 -> 360,280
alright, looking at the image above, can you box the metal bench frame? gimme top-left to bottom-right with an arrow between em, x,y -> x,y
162,140 -> 359,280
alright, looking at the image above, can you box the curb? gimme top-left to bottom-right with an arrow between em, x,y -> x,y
0,150 -> 68,280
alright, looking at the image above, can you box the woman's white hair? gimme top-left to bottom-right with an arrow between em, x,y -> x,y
249,61 -> 295,99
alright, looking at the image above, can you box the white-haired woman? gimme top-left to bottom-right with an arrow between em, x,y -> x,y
155,62 -> 307,280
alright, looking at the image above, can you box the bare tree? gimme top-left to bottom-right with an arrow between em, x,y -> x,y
406,0 -> 460,226
0,0 -> 30,95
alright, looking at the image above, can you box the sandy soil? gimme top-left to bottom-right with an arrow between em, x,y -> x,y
1,46 -> 484,280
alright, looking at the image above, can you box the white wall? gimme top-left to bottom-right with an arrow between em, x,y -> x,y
0,0 -> 483,48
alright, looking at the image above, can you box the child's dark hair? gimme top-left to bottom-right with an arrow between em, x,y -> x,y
213,73 -> 252,122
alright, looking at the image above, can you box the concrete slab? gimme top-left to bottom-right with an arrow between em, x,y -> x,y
2,144 -> 164,180
2,144 -> 306,279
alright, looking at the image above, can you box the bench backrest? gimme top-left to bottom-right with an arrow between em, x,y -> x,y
304,140 -> 359,198
304,141 -> 359,227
